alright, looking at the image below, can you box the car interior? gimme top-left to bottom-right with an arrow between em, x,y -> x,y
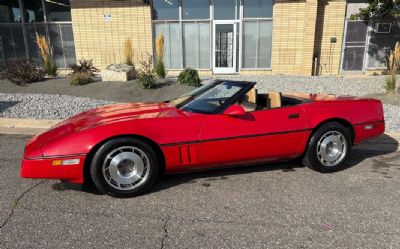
239,87 -> 308,112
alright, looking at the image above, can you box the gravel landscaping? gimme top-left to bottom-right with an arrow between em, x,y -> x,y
0,93 -> 115,120
0,75 -> 399,132
211,75 -> 387,96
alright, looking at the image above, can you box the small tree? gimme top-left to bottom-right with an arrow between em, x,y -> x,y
154,33 -> 166,79
350,0 -> 400,21
137,54 -> 157,89
385,42 -> 400,93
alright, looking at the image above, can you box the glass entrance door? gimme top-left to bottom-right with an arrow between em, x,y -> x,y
213,22 -> 236,74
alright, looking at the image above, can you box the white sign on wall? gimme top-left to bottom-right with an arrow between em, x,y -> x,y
103,14 -> 112,22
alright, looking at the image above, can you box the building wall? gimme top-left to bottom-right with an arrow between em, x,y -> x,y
271,0 -> 309,75
69,0 -> 153,69
68,0 -> 346,75
315,0 -> 347,75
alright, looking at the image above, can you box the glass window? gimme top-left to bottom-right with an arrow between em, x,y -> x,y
243,21 -> 257,68
25,23 -> 46,65
183,22 -> 210,69
243,0 -> 273,18
23,0 -> 45,23
45,0 -> 72,22
0,1 -> 22,23
214,0 -> 239,20
60,23 -> 76,66
182,0 -> 209,19
0,24 -> 26,62
242,21 -> 272,68
152,0 -> 179,20
154,22 -> 182,69
367,22 -> 400,68
258,21 -> 272,67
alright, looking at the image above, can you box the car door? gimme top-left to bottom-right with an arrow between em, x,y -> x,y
197,105 -> 310,167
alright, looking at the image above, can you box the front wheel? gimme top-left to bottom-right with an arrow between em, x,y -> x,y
90,137 -> 160,197
303,122 -> 352,172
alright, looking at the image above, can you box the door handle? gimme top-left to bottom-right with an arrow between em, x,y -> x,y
288,113 -> 300,119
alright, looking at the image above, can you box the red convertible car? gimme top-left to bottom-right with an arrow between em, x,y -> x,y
21,80 -> 385,197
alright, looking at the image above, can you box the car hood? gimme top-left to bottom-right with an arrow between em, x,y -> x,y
24,102 -> 183,157
53,102 -> 179,130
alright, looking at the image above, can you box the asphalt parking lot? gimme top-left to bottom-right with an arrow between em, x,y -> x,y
0,134 -> 399,249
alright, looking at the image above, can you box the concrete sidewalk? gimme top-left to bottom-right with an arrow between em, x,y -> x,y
0,118 -> 60,135
0,118 -> 399,151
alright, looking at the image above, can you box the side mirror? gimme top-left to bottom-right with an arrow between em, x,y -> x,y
223,104 -> 246,116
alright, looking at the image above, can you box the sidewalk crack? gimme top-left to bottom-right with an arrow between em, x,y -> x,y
160,217 -> 170,249
0,180 -> 44,229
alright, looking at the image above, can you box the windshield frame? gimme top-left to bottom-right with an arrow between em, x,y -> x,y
171,80 -> 256,114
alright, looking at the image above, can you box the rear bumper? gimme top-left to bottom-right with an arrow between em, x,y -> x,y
20,155 -> 86,184
354,120 -> 385,144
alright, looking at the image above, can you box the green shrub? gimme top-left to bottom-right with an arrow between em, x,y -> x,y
177,68 -> 201,87
70,72 -> 94,85
44,63 -> 58,77
2,59 -> 44,85
384,75 -> 397,93
69,59 -> 98,76
137,55 -> 157,89
68,59 -> 98,85
154,61 -> 166,79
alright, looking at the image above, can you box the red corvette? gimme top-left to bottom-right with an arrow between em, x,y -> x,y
21,80 -> 385,197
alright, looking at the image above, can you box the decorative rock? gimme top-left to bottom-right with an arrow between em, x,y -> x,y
101,64 -> 136,82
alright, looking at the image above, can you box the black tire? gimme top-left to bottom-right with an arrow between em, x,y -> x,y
90,137 -> 160,198
302,122 -> 352,173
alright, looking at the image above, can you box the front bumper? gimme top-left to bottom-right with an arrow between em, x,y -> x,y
20,155 -> 86,184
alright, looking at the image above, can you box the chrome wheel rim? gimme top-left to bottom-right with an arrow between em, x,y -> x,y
317,131 -> 347,167
102,146 -> 150,191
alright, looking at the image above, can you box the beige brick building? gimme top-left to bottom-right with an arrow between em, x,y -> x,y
0,0 -> 398,76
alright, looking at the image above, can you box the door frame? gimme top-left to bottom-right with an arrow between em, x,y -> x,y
213,20 -> 237,74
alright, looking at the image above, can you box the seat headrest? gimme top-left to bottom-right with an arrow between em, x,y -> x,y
245,88 -> 257,104
268,91 -> 282,108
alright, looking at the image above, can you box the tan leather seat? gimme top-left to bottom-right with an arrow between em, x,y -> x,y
268,91 -> 282,108
245,88 -> 257,104
241,88 -> 258,112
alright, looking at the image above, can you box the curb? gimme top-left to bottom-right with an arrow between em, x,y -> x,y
0,118 -> 61,135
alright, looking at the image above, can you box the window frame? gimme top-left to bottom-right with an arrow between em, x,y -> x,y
151,0 -> 274,71
152,0 -> 212,70
240,1 -> 273,70
0,0 -> 75,68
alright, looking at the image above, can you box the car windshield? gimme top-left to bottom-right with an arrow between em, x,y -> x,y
170,81 -> 247,114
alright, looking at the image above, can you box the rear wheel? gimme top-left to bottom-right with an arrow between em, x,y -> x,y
303,122 -> 351,172
90,137 -> 160,197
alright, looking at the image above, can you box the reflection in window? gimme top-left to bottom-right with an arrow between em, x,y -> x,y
152,0 -> 179,20
243,0 -> 273,18
242,21 -> 272,68
154,22 -> 182,69
0,24 -> 26,63
183,22 -> 210,69
368,22 -> 400,69
0,1 -> 22,23
182,0 -> 209,19
214,0 -> 239,20
45,0 -> 71,22
23,0 -> 45,22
